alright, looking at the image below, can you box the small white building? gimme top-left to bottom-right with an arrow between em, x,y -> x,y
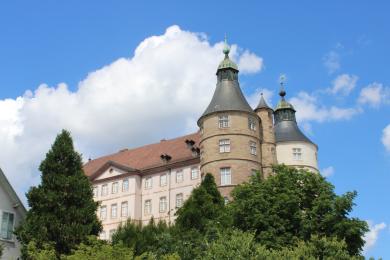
0,168 -> 26,260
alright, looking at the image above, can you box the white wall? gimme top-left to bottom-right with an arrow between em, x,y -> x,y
276,141 -> 319,173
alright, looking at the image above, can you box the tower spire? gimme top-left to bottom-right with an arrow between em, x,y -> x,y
279,74 -> 286,98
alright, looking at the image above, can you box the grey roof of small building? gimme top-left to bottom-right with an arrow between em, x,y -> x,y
198,80 -> 255,125
274,120 -> 316,146
255,94 -> 272,111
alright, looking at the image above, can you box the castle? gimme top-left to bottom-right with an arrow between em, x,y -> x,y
83,40 -> 318,240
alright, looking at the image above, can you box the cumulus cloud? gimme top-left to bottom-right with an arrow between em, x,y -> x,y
328,74 -> 358,96
0,25 -> 263,203
321,166 -> 334,177
290,91 -> 361,123
323,51 -> 340,74
238,50 -> 264,74
363,221 -> 387,253
358,82 -> 390,108
382,124 -> 390,152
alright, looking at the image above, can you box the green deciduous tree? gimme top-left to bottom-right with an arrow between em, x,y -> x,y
16,130 -> 102,258
230,165 -> 368,256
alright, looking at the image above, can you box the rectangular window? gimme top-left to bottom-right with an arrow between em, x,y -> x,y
220,167 -> 231,186
109,229 -> 116,240
248,117 -> 256,130
191,167 -> 199,180
218,115 -> 229,128
101,184 -> 108,196
121,202 -> 128,217
159,197 -> 167,213
100,231 -> 106,240
145,177 -> 152,189
219,139 -> 231,153
160,174 -> 167,186
293,148 -> 302,160
112,182 -> 118,194
122,179 -> 129,192
100,206 -> 107,220
176,193 -> 184,208
250,141 -> 257,155
144,200 -> 152,215
0,212 -> 14,240
93,186 -> 98,198
176,170 -> 183,183
111,204 -> 117,219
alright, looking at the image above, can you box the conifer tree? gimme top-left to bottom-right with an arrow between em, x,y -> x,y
16,130 -> 101,257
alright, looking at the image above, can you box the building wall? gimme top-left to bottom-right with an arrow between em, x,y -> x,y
0,186 -> 24,260
93,164 -> 201,240
275,141 -> 319,172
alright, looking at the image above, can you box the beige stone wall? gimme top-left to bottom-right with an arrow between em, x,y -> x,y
199,111 -> 262,197
276,141 -> 319,173
256,108 -> 277,178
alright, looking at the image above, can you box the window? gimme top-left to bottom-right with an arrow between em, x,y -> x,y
176,170 -> 183,183
191,167 -> 199,180
93,186 -> 98,198
145,177 -> 152,189
101,184 -> 108,196
100,231 -> 106,240
220,167 -> 231,186
248,117 -> 256,130
109,229 -> 116,240
121,202 -> 128,217
176,193 -> 184,208
122,179 -> 129,192
219,139 -> 231,153
159,197 -> 167,212
111,204 -> 117,219
250,141 -> 257,155
0,212 -> 14,240
293,148 -> 302,160
218,115 -> 229,128
160,174 -> 167,186
100,206 -> 107,220
112,182 -> 118,194
144,200 -> 152,215
224,197 -> 229,205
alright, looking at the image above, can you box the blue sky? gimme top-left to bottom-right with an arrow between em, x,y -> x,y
0,1 -> 389,257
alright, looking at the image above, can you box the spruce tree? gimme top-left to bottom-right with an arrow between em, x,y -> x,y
16,130 -> 101,257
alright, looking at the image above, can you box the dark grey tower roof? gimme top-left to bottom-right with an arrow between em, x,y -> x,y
198,39 -> 254,126
255,93 -> 272,111
273,82 -> 316,146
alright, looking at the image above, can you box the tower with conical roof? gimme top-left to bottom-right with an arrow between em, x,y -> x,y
273,77 -> 319,172
198,38 -> 262,198
255,93 -> 277,178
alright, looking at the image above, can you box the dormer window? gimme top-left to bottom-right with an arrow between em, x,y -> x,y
218,115 -> 229,128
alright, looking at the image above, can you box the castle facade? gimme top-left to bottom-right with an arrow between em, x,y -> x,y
84,40 -> 318,240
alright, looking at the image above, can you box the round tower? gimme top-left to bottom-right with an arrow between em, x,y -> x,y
273,80 -> 319,172
255,94 -> 277,178
197,39 -> 262,198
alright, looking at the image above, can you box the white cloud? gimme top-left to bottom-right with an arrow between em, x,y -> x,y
321,166 -> 334,177
323,51 -> 340,74
0,25 -> 263,204
382,124 -> 390,152
328,74 -> 358,96
238,50 -> 264,74
358,82 -> 390,108
363,221 -> 386,253
289,91 -> 361,123
247,88 -> 273,109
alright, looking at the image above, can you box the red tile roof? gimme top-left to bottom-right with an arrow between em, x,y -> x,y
83,132 -> 200,177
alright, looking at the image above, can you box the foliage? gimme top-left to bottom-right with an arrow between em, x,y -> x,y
63,236 -> 133,260
175,173 -> 227,233
15,130 -> 102,258
230,165 -> 368,256
25,241 -> 57,260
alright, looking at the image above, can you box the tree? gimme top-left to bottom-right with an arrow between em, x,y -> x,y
16,130 -> 102,257
230,165 -> 368,256
175,173 -> 226,233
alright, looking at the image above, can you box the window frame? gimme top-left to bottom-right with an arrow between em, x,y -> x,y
112,182 -> 118,194
0,211 -> 15,241
122,179 -> 129,192
144,200 -> 152,215
220,167 -> 232,186
101,184 -> 108,196
145,177 -> 153,189
293,148 -> 302,161
159,196 -> 167,213
218,115 -> 229,128
176,193 -> 184,208
250,141 -> 257,155
248,117 -> 256,131
191,167 -> 199,180
111,203 -> 117,219
121,201 -> 128,217
160,174 -> 167,186
176,170 -> 184,183
100,206 -> 107,220
219,139 -> 231,153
